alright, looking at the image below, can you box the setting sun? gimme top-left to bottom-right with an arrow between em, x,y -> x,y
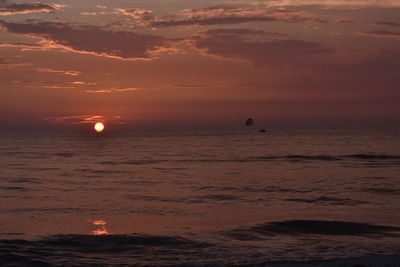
94,122 -> 105,133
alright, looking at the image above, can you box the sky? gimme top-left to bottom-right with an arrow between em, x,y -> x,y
0,0 -> 399,132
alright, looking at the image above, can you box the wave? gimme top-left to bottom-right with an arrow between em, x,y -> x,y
52,152 -> 74,158
345,154 -> 400,160
3,178 -> 41,184
126,193 -> 242,204
284,196 -> 370,206
98,160 -> 162,165
223,220 -> 400,240
253,154 -> 400,162
1,233 -> 399,266
234,255 -> 400,267
91,154 -> 400,166
365,187 -> 400,195
0,234 -> 212,266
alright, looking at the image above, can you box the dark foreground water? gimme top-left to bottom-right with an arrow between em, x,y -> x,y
0,130 -> 399,266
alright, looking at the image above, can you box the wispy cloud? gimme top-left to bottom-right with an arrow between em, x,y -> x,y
43,115 -> 105,124
43,115 -> 125,125
12,79 -> 96,89
36,67 -> 82,76
0,42 -> 48,50
86,87 -> 138,93
12,80 -> 75,88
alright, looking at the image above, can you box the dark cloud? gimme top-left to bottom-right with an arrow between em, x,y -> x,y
0,1 -> 60,15
356,30 -> 400,40
191,28 -> 329,67
337,18 -> 400,28
376,21 -> 400,27
117,6 -> 325,27
0,20 -> 169,60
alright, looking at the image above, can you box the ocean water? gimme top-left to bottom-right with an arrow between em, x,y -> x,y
0,130 -> 399,266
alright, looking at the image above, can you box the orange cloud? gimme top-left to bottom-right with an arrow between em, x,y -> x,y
0,42 -> 47,50
44,115 -> 105,124
36,67 -> 82,76
43,115 -> 125,125
114,8 -> 153,20
12,79 -> 96,89
86,87 -> 138,93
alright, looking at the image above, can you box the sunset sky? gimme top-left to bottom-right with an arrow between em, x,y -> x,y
1,0 -> 399,132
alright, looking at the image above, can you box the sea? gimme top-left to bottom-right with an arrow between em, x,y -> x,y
0,129 -> 399,266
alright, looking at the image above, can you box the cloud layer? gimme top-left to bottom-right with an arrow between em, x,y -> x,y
0,20 -> 168,60
264,0 -> 400,8
191,28 -> 328,67
116,6 -> 325,27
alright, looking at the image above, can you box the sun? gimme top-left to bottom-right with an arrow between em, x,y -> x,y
94,122 -> 105,133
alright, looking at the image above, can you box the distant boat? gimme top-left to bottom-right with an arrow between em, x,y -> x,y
259,128 -> 267,133
245,118 -> 254,126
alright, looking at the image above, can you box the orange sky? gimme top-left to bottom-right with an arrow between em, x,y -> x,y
0,0 -> 399,132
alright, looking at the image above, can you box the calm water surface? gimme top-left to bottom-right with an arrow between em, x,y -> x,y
0,130 -> 399,266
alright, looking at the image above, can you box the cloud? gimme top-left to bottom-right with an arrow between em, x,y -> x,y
356,30 -> 400,40
43,115 -> 125,125
72,81 -> 96,85
337,18 -> 400,28
376,21 -> 400,27
43,115 -> 105,124
12,79 -> 96,89
0,20 -> 171,60
0,56 -> 30,69
116,6 -> 325,27
0,2 -> 62,16
12,80 -> 76,88
86,87 -> 138,93
114,8 -> 153,20
264,0 -> 400,8
0,42 -> 47,50
190,28 -> 329,67
36,67 -> 81,76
